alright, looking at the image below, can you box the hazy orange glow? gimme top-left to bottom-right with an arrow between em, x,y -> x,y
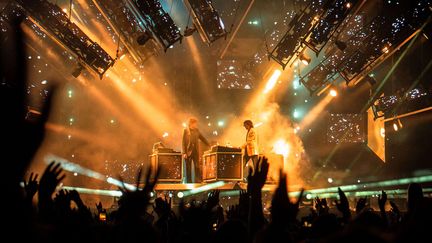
299,93 -> 334,129
46,123 -> 118,151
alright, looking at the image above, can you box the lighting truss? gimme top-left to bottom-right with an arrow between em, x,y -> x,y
269,0 -> 331,69
371,87 -> 431,119
184,0 -> 227,45
303,0 -> 362,55
128,0 -> 182,52
300,14 -> 381,94
338,0 -> 432,84
92,0 -> 160,63
15,0 -> 115,79
300,0 -> 432,95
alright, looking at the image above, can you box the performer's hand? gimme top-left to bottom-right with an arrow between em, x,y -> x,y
183,154 -> 188,159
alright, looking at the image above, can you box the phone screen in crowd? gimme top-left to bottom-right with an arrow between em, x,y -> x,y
99,212 -> 107,222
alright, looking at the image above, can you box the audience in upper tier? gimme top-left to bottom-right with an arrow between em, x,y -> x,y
1,16 -> 431,243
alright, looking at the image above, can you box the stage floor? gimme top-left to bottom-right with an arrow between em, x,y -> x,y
154,182 -> 279,191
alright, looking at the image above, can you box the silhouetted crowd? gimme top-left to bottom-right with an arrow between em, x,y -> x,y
1,15 -> 431,243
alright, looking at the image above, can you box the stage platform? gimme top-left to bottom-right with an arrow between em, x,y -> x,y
153,182 -> 286,192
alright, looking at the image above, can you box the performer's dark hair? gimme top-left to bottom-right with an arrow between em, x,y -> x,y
188,117 -> 198,125
243,120 -> 253,128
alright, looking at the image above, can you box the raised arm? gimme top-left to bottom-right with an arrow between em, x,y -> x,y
199,130 -> 210,147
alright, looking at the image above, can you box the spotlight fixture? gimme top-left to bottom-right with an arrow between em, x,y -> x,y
15,0 -> 114,79
137,31 -> 152,45
299,53 -> 311,65
72,63 -> 84,78
330,89 -> 338,97
183,25 -> 197,37
335,40 -> 347,51
393,122 -> 399,131
184,0 -> 227,45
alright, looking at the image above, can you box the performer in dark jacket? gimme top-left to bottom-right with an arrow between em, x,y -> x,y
182,117 -> 210,183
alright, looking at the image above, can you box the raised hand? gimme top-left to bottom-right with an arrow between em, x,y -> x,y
69,189 -> 86,208
24,172 -> 39,201
271,170 -> 304,225
154,194 -> 172,219
54,189 -> 71,211
356,197 -> 368,214
315,197 -> 329,215
246,156 -> 269,235
117,165 -> 160,222
389,200 -> 401,222
378,190 -> 387,211
335,187 -> 351,221
247,156 -> 269,193
206,189 -> 220,210
96,201 -> 103,213
39,161 -> 65,202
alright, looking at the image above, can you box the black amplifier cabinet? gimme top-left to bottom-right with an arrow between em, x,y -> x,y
149,152 -> 183,182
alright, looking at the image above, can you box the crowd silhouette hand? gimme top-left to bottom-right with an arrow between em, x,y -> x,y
117,165 -> 160,221
356,197 -> 368,214
247,156 -> 269,193
1,13 -> 55,195
206,190 -> 220,210
69,189 -> 85,208
389,200 -> 401,222
96,201 -> 103,213
335,187 -> 351,220
154,194 -> 172,219
54,189 -> 72,211
271,170 -> 304,225
378,190 -> 387,211
315,196 -> 329,215
39,161 -> 66,202
24,172 -> 39,200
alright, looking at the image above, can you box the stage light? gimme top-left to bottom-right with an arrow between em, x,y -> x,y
380,127 -> 385,137
263,69 -> 282,94
327,178 -> 333,183
133,0 -> 182,51
177,191 -> 184,198
110,119 -> 115,124
393,122 -> 399,132
272,139 -> 290,158
335,40 -> 347,51
330,89 -> 337,97
137,32 -> 152,46
162,132 -> 169,137
299,53 -> 311,65
217,121 -> 224,127
182,181 -> 225,197
44,154 -> 137,191
346,2 -> 351,8
184,0 -> 227,45
41,80 -> 47,85
397,118 -> 403,129
293,109 -> 300,118
73,172 -> 78,176
305,193 -> 312,200
16,0 -> 115,79
72,64 -> 84,78
183,26 -> 197,37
